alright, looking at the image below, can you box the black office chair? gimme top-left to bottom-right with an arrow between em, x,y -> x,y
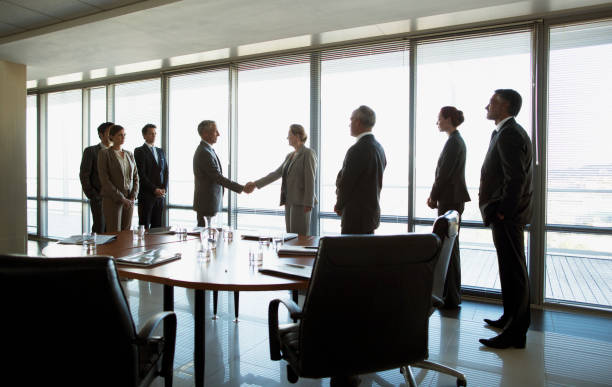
268,233 -> 441,385
0,255 -> 177,387
403,210 -> 467,386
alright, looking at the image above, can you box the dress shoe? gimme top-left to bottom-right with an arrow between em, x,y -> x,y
484,317 -> 507,329
479,333 -> 526,349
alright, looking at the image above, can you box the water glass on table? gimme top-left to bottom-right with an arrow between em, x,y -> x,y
82,232 -> 96,254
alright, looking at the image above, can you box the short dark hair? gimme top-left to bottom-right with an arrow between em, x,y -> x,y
142,123 -> 156,136
495,89 -> 522,116
109,124 -> 124,138
440,106 -> 464,127
354,105 -> 376,128
197,120 -> 215,136
96,122 -> 114,136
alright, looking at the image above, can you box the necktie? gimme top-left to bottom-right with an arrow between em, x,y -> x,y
212,148 -> 222,174
151,146 -> 158,164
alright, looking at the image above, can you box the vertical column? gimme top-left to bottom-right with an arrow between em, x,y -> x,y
161,76 -> 170,226
0,60 -> 27,253
309,52 -> 321,236
407,42 -> 417,232
228,65 -> 239,228
530,22 -> 548,306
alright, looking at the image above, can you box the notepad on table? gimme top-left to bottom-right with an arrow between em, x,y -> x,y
258,263 -> 312,279
115,249 -> 181,267
276,245 -> 318,256
241,232 -> 298,242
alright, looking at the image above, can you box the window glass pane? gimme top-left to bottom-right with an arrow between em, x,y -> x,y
415,32 -> 532,222
168,70 -> 229,209
47,90 -> 83,199
26,95 -> 37,199
548,21 -> 612,227
236,62 -> 310,228
320,45 -> 410,235
547,20 -> 612,309
47,201 -> 82,238
546,231 -> 612,307
168,208 -> 228,230
235,213 -> 285,232
89,87 -> 107,146
27,199 -> 37,234
114,79 -> 161,153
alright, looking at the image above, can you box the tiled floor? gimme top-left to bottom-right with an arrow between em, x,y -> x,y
120,280 -> 612,387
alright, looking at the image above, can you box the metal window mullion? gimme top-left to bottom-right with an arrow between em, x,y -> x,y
407,42 -> 417,232
107,84 -> 115,122
38,93 -> 48,237
161,75 -> 170,226
228,65 -> 239,228
309,52 -> 321,236
82,88 -> 90,234
530,21 -> 549,306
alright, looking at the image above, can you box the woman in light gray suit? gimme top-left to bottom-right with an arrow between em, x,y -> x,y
249,124 -> 317,235
97,124 -> 139,232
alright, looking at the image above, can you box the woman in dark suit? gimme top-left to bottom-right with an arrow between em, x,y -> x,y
98,124 -> 139,232
247,124 -> 317,235
427,106 -> 471,308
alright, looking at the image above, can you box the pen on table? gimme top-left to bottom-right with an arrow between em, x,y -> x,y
285,263 -> 307,269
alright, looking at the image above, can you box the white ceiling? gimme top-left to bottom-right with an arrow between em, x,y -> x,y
1,0 -> 611,85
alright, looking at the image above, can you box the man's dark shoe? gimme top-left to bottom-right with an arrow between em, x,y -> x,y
484,317 -> 507,329
479,333 -> 526,349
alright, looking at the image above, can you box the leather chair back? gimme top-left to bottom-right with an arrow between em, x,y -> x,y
430,210 -> 459,307
296,233 -> 440,378
0,256 -> 140,385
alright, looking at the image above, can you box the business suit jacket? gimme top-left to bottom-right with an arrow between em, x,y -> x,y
335,134 -> 387,233
97,148 -> 139,203
134,144 -> 168,201
429,130 -> 471,206
79,144 -> 103,200
479,118 -> 533,226
254,145 -> 318,207
193,141 -> 243,217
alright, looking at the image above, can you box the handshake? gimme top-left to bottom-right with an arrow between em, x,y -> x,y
243,181 -> 257,194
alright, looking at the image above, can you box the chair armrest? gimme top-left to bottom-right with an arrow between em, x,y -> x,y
136,311 -> 177,377
136,311 -> 177,341
268,298 -> 303,361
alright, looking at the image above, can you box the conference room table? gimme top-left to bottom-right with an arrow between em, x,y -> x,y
43,229 -> 318,387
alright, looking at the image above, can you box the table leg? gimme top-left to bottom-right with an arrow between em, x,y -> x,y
163,284 -> 174,312
194,289 -> 206,387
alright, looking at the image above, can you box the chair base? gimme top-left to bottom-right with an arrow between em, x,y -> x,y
402,360 -> 467,386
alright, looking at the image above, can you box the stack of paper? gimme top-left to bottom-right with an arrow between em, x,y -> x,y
259,263 -> 312,279
58,234 -> 116,245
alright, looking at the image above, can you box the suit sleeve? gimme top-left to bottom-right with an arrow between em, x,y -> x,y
134,147 -> 154,195
335,144 -> 366,211
430,138 -> 462,201
195,151 -> 244,193
162,149 -> 169,191
497,130 -> 528,217
254,155 -> 287,189
97,150 -> 126,203
128,151 -> 139,199
302,149 -> 317,207
79,148 -> 97,199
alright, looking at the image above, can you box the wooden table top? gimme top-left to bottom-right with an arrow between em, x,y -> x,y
42,230 -> 317,291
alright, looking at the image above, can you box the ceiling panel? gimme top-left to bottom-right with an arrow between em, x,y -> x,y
11,0 -> 97,20
0,1 -> 58,29
0,21 -> 25,36
78,0 -> 147,11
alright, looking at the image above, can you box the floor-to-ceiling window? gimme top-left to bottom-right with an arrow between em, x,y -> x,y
26,95 -> 37,234
320,42 -> 411,235
236,57 -> 310,230
167,69 -> 229,228
547,20 -> 612,308
415,30 -> 533,291
46,90 -> 83,237
114,79 -> 161,227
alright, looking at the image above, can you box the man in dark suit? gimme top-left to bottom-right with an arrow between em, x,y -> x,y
479,89 -> 533,349
193,120 -> 252,227
79,121 -> 113,233
334,105 -> 387,235
134,124 -> 168,229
